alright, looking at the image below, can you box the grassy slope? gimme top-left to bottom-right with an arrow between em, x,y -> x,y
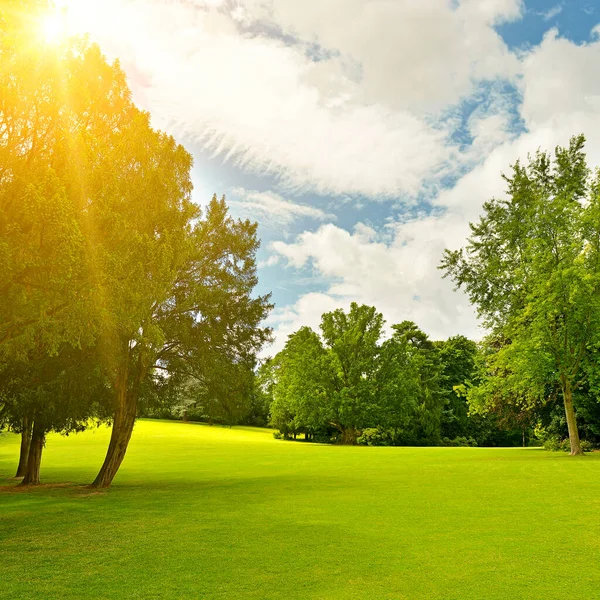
1,420 -> 600,600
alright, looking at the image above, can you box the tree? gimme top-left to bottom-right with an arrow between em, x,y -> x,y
91,195 -> 272,488
460,335 -> 541,447
320,303 -> 384,444
269,327 -> 334,440
0,3 -> 100,362
1,2 -> 272,486
381,321 -> 445,445
0,3 -> 134,483
435,335 -> 478,439
0,347 -> 110,484
244,359 -> 275,428
441,135 -> 600,455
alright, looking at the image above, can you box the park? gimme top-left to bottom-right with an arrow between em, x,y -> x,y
3,1 -> 600,598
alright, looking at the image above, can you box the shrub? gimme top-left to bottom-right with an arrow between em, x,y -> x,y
581,440 -> 595,452
357,428 -> 392,446
272,431 -> 283,440
441,436 -> 478,447
544,437 -> 595,452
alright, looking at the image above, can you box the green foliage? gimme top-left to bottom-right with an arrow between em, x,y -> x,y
0,3 -> 273,485
321,303 -> 385,441
268,300 -> 532,446
544,437 -> 595,453
435,336 -> 478,438
442,135 -> 600,455
269,326 -> 333,437
441,436 -> 478,447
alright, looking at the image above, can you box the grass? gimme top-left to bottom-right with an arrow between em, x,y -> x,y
1,420 -> 600,599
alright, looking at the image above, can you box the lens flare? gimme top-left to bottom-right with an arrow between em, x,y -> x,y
41,11 -> 67,44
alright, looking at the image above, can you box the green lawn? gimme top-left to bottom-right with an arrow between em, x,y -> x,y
1,420 -> 600,599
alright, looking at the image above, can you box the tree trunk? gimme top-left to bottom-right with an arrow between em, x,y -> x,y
561,376 -> 583,456
522,428 -> 526,448
341,427 -> 358,445
15,416 -> 32,478
91,369 -> 138,488
20,421 -> 45,485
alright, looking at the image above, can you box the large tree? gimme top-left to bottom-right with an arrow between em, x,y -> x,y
0,3 -> 100,361
441,135 -> 600,455
0,2 -> 129,482
1,2 -> 272,486
91,195 -> 272,488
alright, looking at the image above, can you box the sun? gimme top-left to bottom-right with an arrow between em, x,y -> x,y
38,1 -> 91,46
41,11 -> 68,45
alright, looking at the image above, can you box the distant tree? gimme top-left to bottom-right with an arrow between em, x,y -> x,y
435,335 -> 478,439
320,304 -> 384,444
269,327 -> 334,440
385,321 -> 445,445
441,135 -> 600,455
244,359 -> 276,427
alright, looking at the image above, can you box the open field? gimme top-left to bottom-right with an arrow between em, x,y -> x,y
1,420 -> 600,599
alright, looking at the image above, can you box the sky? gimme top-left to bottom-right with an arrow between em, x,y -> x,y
55,0 -> 600,354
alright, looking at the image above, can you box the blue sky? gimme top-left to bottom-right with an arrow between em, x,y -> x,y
64,0 -> 600,353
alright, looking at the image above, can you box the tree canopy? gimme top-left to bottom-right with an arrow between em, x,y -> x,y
441,135 -> 600,455
0,1 -> 272,486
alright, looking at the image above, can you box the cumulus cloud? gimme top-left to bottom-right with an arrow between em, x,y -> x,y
264,217 -> 482,354
265,25 -> 600,352
519,30 -> 600,130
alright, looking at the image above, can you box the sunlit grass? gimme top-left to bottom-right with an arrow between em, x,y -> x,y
1,420 -> 600,599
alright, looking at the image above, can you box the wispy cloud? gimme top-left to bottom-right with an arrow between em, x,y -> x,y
537,4 -> 562,21
228,187 -> 335,226
78,0 -> 522,200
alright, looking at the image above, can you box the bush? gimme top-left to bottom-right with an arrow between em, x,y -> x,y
581,440 -> 595,452
273,431 -> 283,440
440,436 -> 478,447
544,437 -> 596,452
543,437 -> 563,451
357,427 -> 392,446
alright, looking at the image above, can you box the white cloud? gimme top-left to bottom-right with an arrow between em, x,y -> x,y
267,218 -> 482,354
62,0 -> 600,353
228,187 -> 334,227
258,255 -> 280,269
537,5 -> 563,21
519,30 -> 600,130
263,292 -> 346,355
69,0 -> 522,199
266,27 -> 600,351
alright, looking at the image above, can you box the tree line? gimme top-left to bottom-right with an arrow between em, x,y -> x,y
258,136 -> 600,452
141,138 -> 600,452
0,1 -> 272,486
